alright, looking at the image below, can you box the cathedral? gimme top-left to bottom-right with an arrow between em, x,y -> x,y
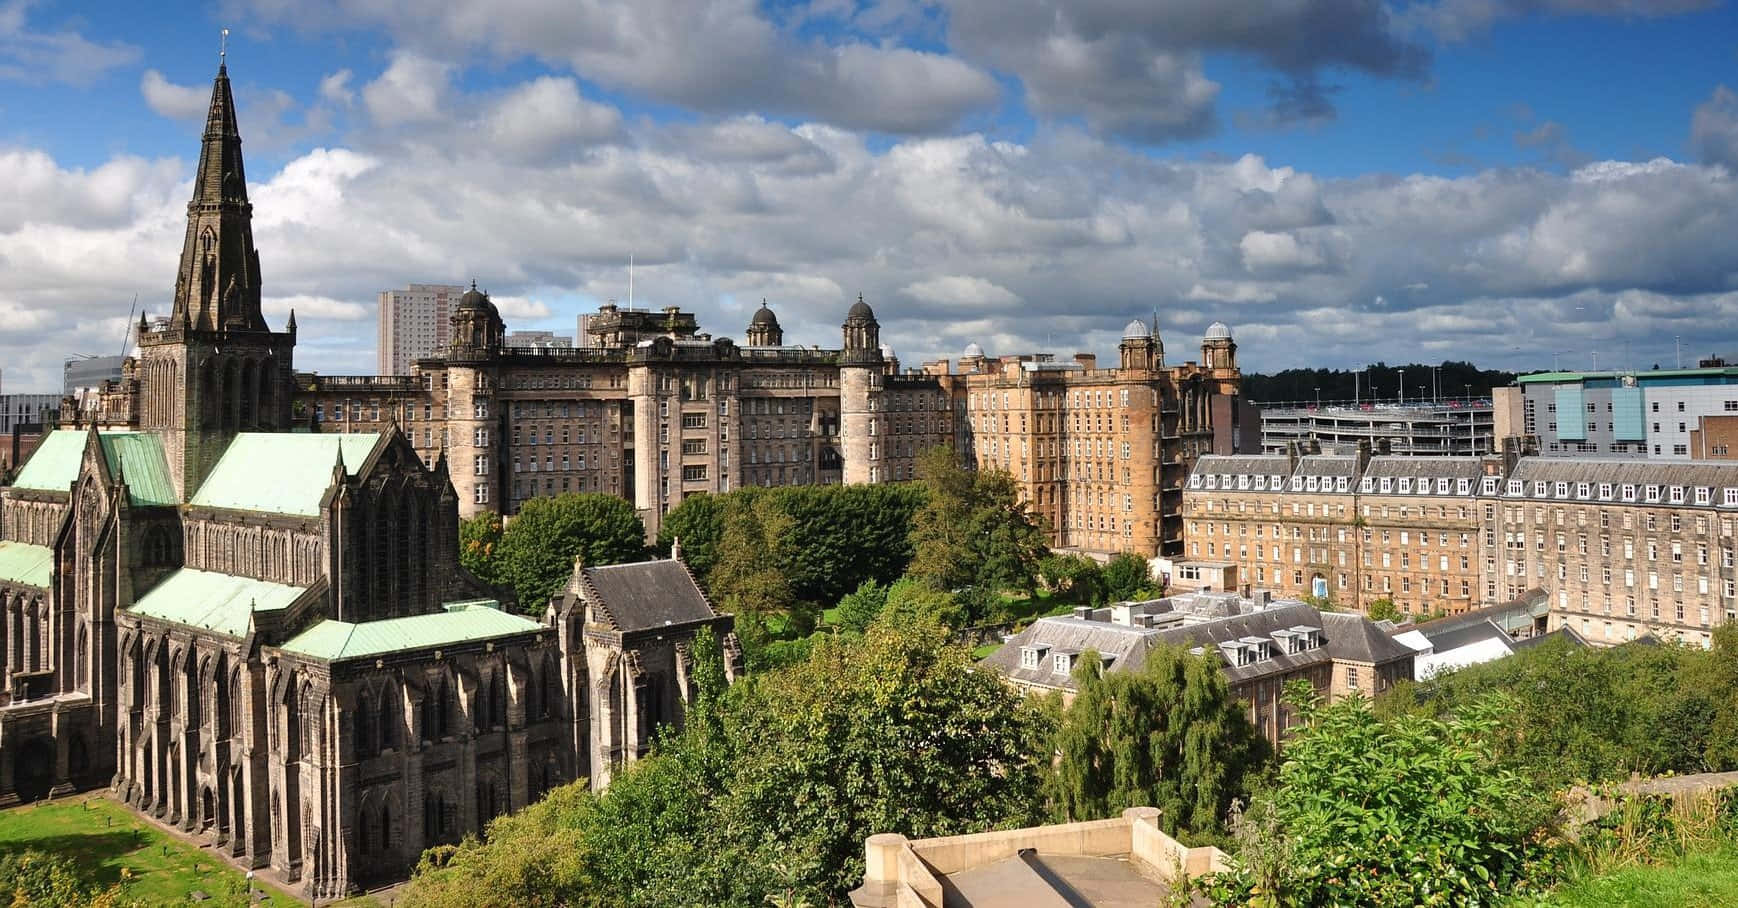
0,62 -> 740,898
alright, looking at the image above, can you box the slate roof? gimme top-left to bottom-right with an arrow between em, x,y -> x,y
1362,455 -> 1485,482
580,559 -> 720,633
1293,455 -> 1359,478
1505,458 -> 1738,491
1147,603 -> 1336,684
125,568 -> 310,637
190,432 -> 381,516
1193,454 -> 1291,475
9,430 -> 177,506
1317,611 -> 1420,665
278,600 -> 541,663
0,541 -> 53,588
979,618 -> 1162,690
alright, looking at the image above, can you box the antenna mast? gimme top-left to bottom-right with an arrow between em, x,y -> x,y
628,255 -> 634,309
121,294 -> 137,357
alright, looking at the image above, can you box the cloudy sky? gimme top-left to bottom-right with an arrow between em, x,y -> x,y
2,0 -> 1737,392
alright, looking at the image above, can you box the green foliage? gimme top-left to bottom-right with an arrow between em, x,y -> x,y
660,484 -> 926,604
0,849 -> 118,907
708,492 -> 797,619
1379,628 -> 1738,786
1101,552 -> 1157,602
908,446 -> 1048,614
1366,596 -> 1400,622
401,621 -> 1050,907
458,511 -> 504,585
1205,683 -> 1555,907
1238,360 -> 1516,405
874,577 -> 968,630
833,580 -> 889,634
493,494 -> 646,612
1047,645 -> 1269,836
654,492 -> 728,579
1038,553 -> 1105,604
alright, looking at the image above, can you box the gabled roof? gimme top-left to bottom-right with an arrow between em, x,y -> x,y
190,432 -> 381,516
125,568 -> 309,637
278,600 -> 541,663
0,540 -> 53,588
10,430 -> 177,507
1317,611 -> 1420,665
578,559 -> 719,633
979,618 -> 1160,690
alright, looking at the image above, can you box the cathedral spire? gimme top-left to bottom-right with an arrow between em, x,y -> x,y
171,56 -> 266,333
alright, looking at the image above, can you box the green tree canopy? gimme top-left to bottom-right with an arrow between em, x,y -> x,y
1047,644 -> 1269,836
908,446 -> 1048,609
458,510 -> 504,585
1212,684 -> 1552,907
400,621 -> 1050,907
654,492 -> 729,579
1038,553 -> 1105,604
1365,596 -> 1400,622
494,494 -> 646,613
1101,552 -> 1156,602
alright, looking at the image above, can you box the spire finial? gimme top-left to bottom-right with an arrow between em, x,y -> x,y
220,28 -> 228,65
471,278 -> 478,292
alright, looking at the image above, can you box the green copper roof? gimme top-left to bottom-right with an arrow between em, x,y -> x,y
11,431 -> 89,493
125,568 -> 307,637
190,433 -> 381,517
10,430 -> 177,507
0,541 -> 53,588
278,601 -> 540,663
99,434 -> 177,506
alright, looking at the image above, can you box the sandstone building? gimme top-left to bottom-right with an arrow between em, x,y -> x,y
294,312 -> 1245,558
981,590 -> 1415,747
1182,446 -> 1738,647
0,63 -> 741,900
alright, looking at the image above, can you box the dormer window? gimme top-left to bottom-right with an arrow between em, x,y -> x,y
1220,474 -> 1232,489
1052,652 -> 1075,675
1337,477 -> 1350,492
1599,483 -> 1613,500
1380,478 -> 1393,493
1271,475 -> 1283,488
1291,476 -> 1303,491
1398,478 -> 1412,494
1622,484 -> 1637,501
1437,478 -> 1450,495
1020,644 -> 1051,670
1645,484 -> 1661,503
1238,474 -> 1250,489
1361,478 -> 1374,492
1254,475 -> 1267,490
1189,474 -> 1202,488
1506,479 -> 1522,496
1725,488 -> 1738,507
1554,481 -> 1569,498
1669,486 -> 1686,504
1576,482 -> 1591,499
1533,481 -> 1548,497
1696,487 -> 1712,506
1457,479 -> 1471,495
1306,476 -> 1319,491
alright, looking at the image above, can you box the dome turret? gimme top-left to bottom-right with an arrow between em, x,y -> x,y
1205,321 -> 1232,341
1122,319 -> 1151,339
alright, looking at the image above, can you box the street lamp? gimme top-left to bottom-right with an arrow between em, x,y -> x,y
1315,387 -> 1321,408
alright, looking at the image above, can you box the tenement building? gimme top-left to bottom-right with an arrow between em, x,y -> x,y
0,62 -> 742,899
292,308 -> 1245,557
1182,447 -> 1738,646
982,590 -> 1415,746
1182,445 -> 1490,616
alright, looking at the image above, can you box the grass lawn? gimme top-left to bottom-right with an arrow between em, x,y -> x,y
0,796 -> 300,906
971,642 -> 1002,660
1537,848 -> 1738,907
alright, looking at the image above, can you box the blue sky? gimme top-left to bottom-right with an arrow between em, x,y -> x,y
2,0 -> 1738,391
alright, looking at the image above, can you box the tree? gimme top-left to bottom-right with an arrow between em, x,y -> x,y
1039,553 -> 1105,604
0,849 -> 121,907
908,446 -> 1048,607
1048,644 -> 1269,836
833,580 -> 889,634
1207,684 -> 1553,907
655,493 -> 729,579
706,492 -> 796,620
1365,596 -> 1400,622
1101,552 -> 1156,602
400,621 -> 1050,907
458,511 -> 504,584
494,494 -> 646,613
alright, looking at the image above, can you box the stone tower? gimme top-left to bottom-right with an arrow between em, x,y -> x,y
1119,317 -> 1163,371
134,60 -> 297,501
745,302 -> 783,346
445,284 -> 505,511
838,295 -> 883,485
1202,321 -> 1236,371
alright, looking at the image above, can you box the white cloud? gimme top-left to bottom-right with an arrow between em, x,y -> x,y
482,76 -> 620,160
263,294 -> 368,320
902,275 -> 1021,306
319,68 -> 354,107
362,52 -> 451,127
0,0 -> 141,85
141,69 -> 209,120
1691,85 -> 1738,171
